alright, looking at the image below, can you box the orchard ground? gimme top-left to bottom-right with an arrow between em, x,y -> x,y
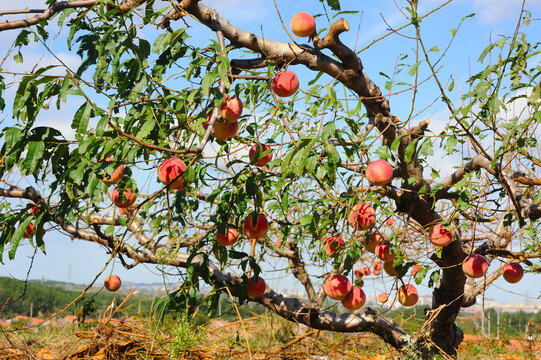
0,303 -> 539,359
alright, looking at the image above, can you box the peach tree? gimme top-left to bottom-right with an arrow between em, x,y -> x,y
1,0 -> 540,358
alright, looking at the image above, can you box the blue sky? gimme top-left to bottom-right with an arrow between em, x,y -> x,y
1,0 -> 540,305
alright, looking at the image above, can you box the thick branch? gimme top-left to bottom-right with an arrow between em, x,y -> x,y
210,269 -> 408,349
0,1 -> 97,31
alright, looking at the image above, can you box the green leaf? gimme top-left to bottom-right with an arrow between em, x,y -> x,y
9,216 -> 33,260
58,8 -> 76,26
320,0 -> 340,10
299,215 -> 313,226
444,135 -> 458,154
404,138 -> 419,163
136,118 -> 156,140
72,102 -> 92,135
23,141 -> 45,175
408,61 -> 420,76
428,270 -> 441,287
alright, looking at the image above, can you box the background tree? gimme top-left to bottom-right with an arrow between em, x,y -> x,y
1,0 -> 540,358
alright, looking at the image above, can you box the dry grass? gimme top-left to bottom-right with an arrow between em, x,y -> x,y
0,296 -> 539,360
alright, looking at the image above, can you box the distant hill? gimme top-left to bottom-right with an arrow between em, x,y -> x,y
0,277 -> 156,319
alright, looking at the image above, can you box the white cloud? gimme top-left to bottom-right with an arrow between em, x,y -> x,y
204,0 -> 271,23
473,0 -> 541,25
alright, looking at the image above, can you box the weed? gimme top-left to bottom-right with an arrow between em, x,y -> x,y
169,310 -> 206,359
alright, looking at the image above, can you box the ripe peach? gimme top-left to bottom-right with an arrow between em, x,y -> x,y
375,242 -> 396,262
324,273 -> 352,301
383,261 -> 398,276
112,187 -> 137,208
354,268 -> 365,278
411,263 -> 423,277
213,119 -> 239,140
242,214 -> 269,239
118,207 -> 133,216
377,293 -> 388,303
348,203 -> 376,231
217,226 -> 238,246
23,222 -> 35,238
397,284 -> 418,307
341,286 -> 366,311
323,236 -> 345,257
355,278 -> 365,287
385,217 -> 394,226
462,254 -> 488,278
364,233 -> 381,253
428,223 -> 453,247
157,157 -> 187,190
29,204 -> 41,215
104,275 -> 121,292
290,12 -> 316,37
372,260 -> 382,276
271,70 -> 299,98
365,159 -> 393,186
219,95 -> 243,122
502,262 -> 524,283
102,157 -> 125,185
247,276 -> 266,298
249,144 -> 273,167
359,266 -> 371,276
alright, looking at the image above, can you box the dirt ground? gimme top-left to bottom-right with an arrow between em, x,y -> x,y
0,315 -> 540,359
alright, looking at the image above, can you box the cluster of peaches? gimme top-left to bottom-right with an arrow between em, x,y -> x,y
323,158 -> 525,310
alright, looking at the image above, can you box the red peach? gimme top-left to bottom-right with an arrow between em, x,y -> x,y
397,284 -> 418,307
242,214 -> 269,239
249,144 -> 273,167
214,119 -> 239,140
365,233 -> 382,253
428,223 -> 453,247
355,278 -> 365,287
462,254 -> 488,278
217,226 -> 238,246
29,205 -> 41,215
383,261 -> 398,276
375,242 -> 396,262
112,187 -> 137,209
102,157 -> 125,185
158,157 -> 187,190
323,236 -> 345,258
365,159 -> 393,186
385,217 -> 394,226
360,266 -> 371,276
219,95 -> 243,122
324,273 -> 352,301
247,276 -> 266,298
290,12 -> 316,37
341,286 -> 366,311
23,222 -> 35,238
502,262 -> 524,283
104,275 -> 122,292
377,293 -> 388,303
354,268 -> 365,278
411,263 -> 423,277
118,207 -> 133,216
271,70 -> 299,98
372,260 -> 382,276
348,203 -> 376,231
